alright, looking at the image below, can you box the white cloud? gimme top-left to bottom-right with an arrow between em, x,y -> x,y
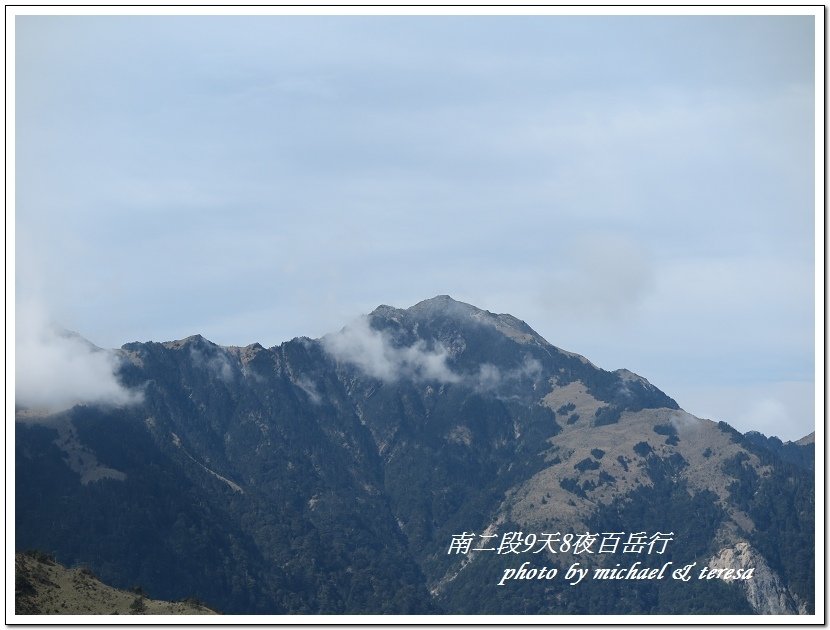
189,345 -> 235,383
669,410 -> 703,432
323,317 -> 547,394
322,316 -> 461,383
294,375 -> 322,405
475,364 -> 502,391
474,356 -> 543,393
15,300 -> 142,412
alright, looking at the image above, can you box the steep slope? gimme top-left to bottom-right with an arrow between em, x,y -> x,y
18,333 -> 434,614
14,296 -> 815,615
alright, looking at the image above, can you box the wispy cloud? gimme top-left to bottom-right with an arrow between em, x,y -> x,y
15,300 -> 142,412
189,345 -> 235,383
322,316 -> 461,383
474,356 -> 543,393
294,374 -> 322,405
323,317 -> 547,396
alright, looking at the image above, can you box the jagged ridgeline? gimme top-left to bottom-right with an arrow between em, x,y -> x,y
15,296 -> 814,615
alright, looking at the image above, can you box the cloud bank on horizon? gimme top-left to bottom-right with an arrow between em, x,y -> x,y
12,12 -> 817,440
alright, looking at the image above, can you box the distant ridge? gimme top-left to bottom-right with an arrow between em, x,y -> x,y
796,432 -> 815,446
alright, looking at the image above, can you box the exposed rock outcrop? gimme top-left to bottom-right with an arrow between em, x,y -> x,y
708,542 -> 804,614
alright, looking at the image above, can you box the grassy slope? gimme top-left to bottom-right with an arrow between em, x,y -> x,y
15,552 -> 217,615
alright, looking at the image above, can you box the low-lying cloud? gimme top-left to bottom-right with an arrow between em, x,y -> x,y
322,316 -> 461,383
474,356 -> 543,393
15,300 -> 142,413
294,375 -> 323,405
323,317 -> 548,395
189,345 -> 235,383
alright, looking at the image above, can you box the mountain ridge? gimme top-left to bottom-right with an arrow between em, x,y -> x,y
15,295 -> 814,615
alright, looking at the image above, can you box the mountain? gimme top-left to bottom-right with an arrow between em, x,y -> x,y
14,296 -> 815,615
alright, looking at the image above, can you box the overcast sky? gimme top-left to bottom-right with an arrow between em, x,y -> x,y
13,13 -> 817,440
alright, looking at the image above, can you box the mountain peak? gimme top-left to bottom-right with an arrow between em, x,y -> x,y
368,295 -> 551,349
370,295 -> 481,323
412,295 -> 550,347
161,334 -> 223,351
406,295 -> 482,318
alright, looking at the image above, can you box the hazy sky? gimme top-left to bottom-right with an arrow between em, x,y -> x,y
13,12 -> 817,440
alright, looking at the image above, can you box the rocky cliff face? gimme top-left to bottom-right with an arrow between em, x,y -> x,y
708,542 -> 806,614
15,296 -> 815,615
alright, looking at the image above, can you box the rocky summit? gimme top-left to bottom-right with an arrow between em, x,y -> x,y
15,296 -> 814,615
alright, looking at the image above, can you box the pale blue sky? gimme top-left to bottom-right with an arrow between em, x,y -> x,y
14,14 -> 817,440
